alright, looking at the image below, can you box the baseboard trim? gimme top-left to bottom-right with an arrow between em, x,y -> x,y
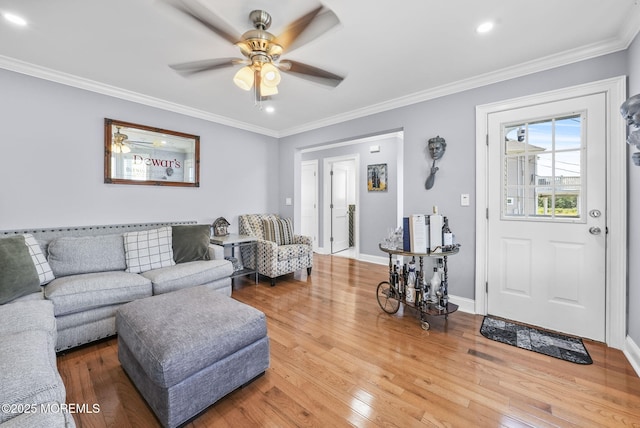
449,295 -> 475,314
624,335 -> 640,377
357,253 -> 388,265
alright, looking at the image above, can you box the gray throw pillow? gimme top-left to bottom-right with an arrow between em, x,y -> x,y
47,234 -> 126,277
172,225 -> 211,263
0,235 -> 40,304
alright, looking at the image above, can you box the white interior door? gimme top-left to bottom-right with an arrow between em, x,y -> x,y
487,93 -> 606,341
301,161 -> 318,250
331,161 -> 351,253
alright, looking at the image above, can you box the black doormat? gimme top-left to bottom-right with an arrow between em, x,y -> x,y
480,316 -> 592,365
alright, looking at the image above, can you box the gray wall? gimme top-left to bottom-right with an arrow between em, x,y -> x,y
300,133 -> 399,255
627,35 -> 640,345
279,51 -> 628,300
0,69 -> 278,231
1,44 -> 635,334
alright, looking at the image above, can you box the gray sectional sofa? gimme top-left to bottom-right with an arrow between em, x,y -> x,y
0,222 -> 234,427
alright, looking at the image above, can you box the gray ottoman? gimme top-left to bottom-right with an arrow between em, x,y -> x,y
116,285 -> 269,428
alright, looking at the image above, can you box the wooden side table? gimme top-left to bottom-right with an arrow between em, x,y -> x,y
210,234 -> 258,284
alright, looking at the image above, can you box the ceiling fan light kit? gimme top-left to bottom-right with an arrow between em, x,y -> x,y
112,127 -> 131,154
168,1 -> 344,108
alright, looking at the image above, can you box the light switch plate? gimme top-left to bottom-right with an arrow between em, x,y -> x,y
461,194 -> 470,206
285,197 -> 292,206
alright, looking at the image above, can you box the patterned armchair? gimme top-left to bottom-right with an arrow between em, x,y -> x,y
239,214 -> 313,286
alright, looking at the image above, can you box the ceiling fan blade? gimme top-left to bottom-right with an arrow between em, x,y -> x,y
279,60 -> 344,87
165,0 -> 239,45
275,6 -> 339,52
169,58 -> 242,76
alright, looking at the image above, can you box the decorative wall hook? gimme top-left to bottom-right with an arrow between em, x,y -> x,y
425,135 -> 446,189
620,94 -> 640,166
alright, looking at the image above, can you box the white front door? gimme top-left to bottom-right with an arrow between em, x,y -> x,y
301,161 -> 318,250
487,93 -> 606,341
331,161 -> 351,253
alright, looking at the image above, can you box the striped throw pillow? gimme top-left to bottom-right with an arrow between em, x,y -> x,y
262,218 -> 294,245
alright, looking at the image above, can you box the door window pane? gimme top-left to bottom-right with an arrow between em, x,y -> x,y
502,114 -> 583,221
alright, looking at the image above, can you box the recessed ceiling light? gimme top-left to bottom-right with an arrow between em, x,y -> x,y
476,21 -> 494,34
3,12 -> 27,26
264,106 -> 275,114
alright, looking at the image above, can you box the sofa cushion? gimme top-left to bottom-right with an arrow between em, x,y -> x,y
47,234 -> 126,277
0,329 -> 65,424
141,259 -> 233,295
123,226 -> 175,273
23,234 -> 55,285
44,271 -> 152,316
172,225 -> 211,263
0,235 -> 40,305
0,299 -> 56,337
263,217 -> 294,245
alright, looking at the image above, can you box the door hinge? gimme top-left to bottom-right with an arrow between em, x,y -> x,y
330,236 -> 334,242
330,203 -> 334,209
486,208 -> 489,219
486,134 -> 489,146
330,170 -> 334,176
486,281 -> 489,293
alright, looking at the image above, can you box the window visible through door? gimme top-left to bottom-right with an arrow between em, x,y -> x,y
503,114 -> 584,221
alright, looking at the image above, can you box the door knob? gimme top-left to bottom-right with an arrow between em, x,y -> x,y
589,226 -> 601,235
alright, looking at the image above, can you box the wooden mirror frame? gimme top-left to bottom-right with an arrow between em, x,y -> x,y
104,118 -> 200,187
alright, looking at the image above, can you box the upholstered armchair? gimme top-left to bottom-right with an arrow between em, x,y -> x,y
239,214 -> 313,286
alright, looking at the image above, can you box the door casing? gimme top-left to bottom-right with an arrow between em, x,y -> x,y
475,76 -> 627,349
323,154 -> 360,257
301,160 -> 319,251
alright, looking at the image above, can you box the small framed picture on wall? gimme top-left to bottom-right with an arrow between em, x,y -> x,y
367,163 -> 387,191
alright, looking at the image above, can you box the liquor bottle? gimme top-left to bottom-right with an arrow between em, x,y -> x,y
429,267 -> 440,302
441,278 -> 449,308
442,216 -> 453,250
395,260 -> 404,298
415,273 -> 423,307
430,206 -> 443,253
391,263 -> 399,289
406,261 -> 416,304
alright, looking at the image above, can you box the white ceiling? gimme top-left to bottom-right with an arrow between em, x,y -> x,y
1,1 -> 639,137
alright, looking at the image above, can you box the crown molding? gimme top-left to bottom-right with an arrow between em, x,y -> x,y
0,55 -> 279,138
0,20 -> 636,140
278,35 -> 630,137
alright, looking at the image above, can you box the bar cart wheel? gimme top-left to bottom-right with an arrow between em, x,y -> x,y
376,281 -> 400,314
420,320 -> 430,330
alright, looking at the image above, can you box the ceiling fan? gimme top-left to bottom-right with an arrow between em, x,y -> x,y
166,0 -> 345,105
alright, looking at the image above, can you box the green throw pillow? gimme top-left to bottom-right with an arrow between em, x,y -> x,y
172,225 -> 212,263
0,235 -> 41,304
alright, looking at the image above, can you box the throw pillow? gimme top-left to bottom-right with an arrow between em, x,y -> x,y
0,236 -> 41,304
172,225 -> 211,263
47,234 -> 126,277
262,217 -> 294,245
23,234 -> 55,285
123,226 -> 175,273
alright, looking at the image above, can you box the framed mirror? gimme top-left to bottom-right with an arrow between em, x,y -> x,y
104,118 -> 200,187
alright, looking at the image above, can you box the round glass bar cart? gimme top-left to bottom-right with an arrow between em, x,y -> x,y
377,244 -> 459,330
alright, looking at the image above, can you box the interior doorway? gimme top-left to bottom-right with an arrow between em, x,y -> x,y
324,156 -> 357,255
297,130 -> 403,262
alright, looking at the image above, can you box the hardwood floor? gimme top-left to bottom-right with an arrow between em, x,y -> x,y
57,254 -> 640,427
